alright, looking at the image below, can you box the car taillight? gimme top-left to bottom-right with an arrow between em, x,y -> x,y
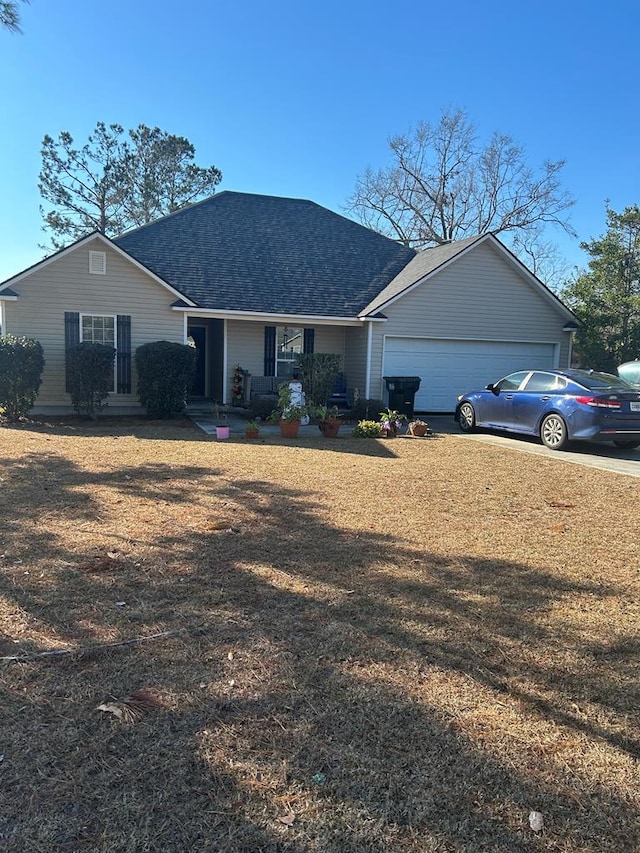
575,396 -> 622,409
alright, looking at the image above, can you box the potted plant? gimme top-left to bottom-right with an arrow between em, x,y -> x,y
407,418 -> 431,437
315,404 -> 342,438
268,384 -> 308,438
244,419 -> 260,439
379,408 -> 406,437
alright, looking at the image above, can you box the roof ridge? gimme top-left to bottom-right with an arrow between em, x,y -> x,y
115,190 -> 325,240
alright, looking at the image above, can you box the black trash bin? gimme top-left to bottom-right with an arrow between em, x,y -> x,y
383,376 -> 422,418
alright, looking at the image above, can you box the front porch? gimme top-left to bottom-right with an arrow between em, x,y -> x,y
185,315 -> 367,406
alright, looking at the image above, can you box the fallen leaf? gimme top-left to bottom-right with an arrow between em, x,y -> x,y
96,702 -> 124,720
529,810 -> 544,832
278,813 -> 295,826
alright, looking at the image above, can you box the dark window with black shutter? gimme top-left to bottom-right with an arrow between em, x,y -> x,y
65,312 -> 132,395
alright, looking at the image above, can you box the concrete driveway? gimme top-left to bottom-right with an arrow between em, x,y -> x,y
428,415 -> 640,478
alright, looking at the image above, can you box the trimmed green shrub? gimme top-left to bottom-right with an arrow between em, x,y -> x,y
135,340 -> 196,418
352,420 -> 383,438
295,353 -> 342,406
0,335 -> 45,421
349,397 -> 385,421
67,342 -> 115,418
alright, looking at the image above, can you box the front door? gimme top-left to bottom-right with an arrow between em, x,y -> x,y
189,325 -> 207,397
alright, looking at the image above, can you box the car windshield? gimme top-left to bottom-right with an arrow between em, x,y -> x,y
618,362 -> 640,385
570,370 -> 635,390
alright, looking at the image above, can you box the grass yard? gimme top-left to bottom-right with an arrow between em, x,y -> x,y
0,417 -> 639,852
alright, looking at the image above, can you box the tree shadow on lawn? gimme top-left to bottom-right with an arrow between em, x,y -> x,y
1,415 -> 209,441
1,466 -> 638,851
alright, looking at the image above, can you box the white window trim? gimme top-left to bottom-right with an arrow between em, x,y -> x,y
89,250 -> 106,275
79,312 -> 117,392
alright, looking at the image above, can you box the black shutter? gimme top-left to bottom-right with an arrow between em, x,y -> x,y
264,326 -> 276,376
116,315 -> 131,394
64,312 -> 80,393
303,328 -> 315,354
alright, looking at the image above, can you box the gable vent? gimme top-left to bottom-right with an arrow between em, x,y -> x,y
89,250 -> 106,275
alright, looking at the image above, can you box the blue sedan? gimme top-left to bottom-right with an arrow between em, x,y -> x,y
455,368 -> 640,450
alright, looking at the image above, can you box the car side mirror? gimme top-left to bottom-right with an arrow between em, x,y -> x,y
486,383 -> 499,395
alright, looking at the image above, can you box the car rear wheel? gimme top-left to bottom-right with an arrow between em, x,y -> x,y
613,440 -> 640,449
458,402 -> 476,432
540,413 -> 568,450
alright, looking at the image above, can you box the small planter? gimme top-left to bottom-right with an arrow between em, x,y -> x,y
245,428 -> 260,439
279,420 -> 301,438
216,425 -> 230,440
318,419 -> 341,438
407,420 -> 431,437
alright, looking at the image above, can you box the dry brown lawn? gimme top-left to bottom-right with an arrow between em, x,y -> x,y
0,416 -> 639,852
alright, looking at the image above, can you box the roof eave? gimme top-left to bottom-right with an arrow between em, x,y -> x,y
173,305 -> 365,326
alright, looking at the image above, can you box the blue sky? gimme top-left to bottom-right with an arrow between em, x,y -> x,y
1,0 -> 639,283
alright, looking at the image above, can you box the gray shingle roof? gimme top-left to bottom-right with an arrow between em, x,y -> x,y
115,191 -> 416,317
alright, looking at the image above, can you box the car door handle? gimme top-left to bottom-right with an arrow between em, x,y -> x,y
505,394 -> 513,399
540,395 -> 551,401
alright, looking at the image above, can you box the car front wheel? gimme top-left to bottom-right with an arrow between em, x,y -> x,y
613,440 -> 640,449
458,402 -> 476,432
540,413 -> 568,450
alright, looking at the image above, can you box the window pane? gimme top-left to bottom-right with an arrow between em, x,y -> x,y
276,326 -> 302,375
523,372 -> 557,392
82,315 -> 114,346
497,371 -> 529,392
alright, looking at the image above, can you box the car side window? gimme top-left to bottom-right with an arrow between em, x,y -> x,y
523,372 -> 561,392
496,371 -> 530,392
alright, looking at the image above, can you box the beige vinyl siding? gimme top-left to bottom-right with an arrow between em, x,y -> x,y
225,320 -> 346,402
369,241 -> 571,400
4,238 -> 184,410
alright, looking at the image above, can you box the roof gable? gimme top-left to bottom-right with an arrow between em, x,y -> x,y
115,192 -> 416,317
360,232 -> 576,321
0,232 -> 197,306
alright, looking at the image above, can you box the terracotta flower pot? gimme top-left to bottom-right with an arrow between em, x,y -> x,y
279,420 -> 301,438
318,419 -> 341,438
245,428 -> 259,439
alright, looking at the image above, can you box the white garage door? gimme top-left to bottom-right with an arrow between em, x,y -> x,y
383,338 -> 557,412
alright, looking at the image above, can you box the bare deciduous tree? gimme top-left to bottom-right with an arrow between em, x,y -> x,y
347,108 -> 575,253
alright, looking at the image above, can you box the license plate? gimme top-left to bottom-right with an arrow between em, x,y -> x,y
631,402 -> 640,411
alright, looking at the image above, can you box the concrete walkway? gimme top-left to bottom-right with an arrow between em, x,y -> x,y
188,410 -> 316,438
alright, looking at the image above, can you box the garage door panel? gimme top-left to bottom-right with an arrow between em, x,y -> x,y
383,338 -> 555,412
